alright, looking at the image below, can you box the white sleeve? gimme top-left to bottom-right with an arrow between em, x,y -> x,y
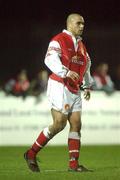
44,40 -> 69,78
82,54 -> 94,89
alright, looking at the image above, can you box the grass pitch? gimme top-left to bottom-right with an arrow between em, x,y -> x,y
0,145 -> 120,180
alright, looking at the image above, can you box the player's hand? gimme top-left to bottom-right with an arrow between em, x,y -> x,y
83,89 -> 91,101
66,71 -> 80,81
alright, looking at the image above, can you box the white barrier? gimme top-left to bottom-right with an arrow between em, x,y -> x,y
0,91 -> 120,145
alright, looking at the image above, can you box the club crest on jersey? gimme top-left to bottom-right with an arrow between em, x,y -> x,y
64,104 -> 70,111
71,55 -> 84,65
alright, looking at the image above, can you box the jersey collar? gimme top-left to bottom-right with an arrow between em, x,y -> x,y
63,29 -> 82,41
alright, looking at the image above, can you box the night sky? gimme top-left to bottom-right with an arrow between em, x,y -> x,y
0,0 -> 120,84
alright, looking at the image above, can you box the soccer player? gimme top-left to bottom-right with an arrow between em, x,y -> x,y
24,13 -> 93,172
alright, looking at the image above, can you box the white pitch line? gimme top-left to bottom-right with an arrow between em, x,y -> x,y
44,169 -> 67,172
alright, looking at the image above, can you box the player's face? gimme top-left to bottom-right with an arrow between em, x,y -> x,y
71,16 -> 84,37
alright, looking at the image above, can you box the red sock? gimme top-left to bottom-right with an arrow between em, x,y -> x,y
27,127 -> 51,159
68,132 -> 81,169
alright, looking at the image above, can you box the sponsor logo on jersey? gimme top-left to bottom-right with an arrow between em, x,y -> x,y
71,55 -> 84,65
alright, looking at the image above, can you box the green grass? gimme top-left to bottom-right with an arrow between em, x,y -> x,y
0,145 -> 120,180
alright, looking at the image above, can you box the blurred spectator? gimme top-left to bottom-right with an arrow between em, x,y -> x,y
112,64 -> 120,90
29,70 -> 48,97
13,69 -> 30,98
4,78 -> 16,95
92,62 -> 115,95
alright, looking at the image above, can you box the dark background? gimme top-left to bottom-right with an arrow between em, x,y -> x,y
0,0 -> 120,84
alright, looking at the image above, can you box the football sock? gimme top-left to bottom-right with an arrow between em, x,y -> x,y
68,132 -> 81,169
27,127 -> 51,159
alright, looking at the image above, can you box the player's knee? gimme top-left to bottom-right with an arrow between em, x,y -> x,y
70,120 -> 82,132
71,125 -> 81,132
54,120 -> 67,133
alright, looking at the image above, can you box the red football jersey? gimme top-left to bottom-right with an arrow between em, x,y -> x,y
49,32 -> 88,93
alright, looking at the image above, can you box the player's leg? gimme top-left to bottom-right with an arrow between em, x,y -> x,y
49,108 -> 68,136
24,79 -> 68,172
68,111 -> 92,172
68,111 -> 82,170
24,108 -> 68,172
27,109 -> 67,157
